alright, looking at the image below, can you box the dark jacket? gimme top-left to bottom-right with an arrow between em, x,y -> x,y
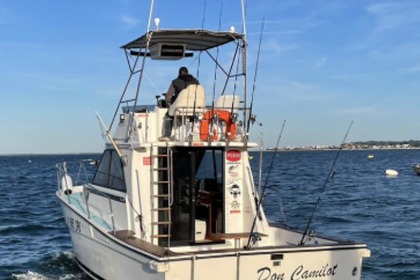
166,74 -> 199,105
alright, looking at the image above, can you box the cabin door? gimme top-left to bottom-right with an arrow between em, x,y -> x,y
170,148 -> 195,246
170,148 -> 224,246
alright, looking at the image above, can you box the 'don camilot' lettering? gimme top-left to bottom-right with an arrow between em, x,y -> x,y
291,264 -> 338,279
256,264 -> 338,280
257,267 -> 285,280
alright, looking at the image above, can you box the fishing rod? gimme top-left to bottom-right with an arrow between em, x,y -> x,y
246,18 -> 265,134
245,120 -> 286,250
96,111 -> 126,165
210,3 -> 223,114
299,121 -> 354,246
254,132 -> 264,221
228,47 -> 242,122
276,191 -> 287,224
258,132 -> 264,196
189,2 -> 207,143
195,0 -> 206,82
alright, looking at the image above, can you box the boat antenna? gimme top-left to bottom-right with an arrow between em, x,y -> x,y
245,120 -> 286,250
246,18 -> 264,134
299,121 -> 354,246
240,0 -> 247,37
146,0 -> 156,33
201,1 -> 207,30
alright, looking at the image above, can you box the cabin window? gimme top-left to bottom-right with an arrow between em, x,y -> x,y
92,149 -> 126,192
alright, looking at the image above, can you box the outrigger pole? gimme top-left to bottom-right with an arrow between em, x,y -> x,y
240,0 -> 248,135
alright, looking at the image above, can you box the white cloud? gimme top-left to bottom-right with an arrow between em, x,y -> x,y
120,14 -> 140,29
366,2 -> 420,32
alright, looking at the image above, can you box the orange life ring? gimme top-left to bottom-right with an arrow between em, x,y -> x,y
200,110 -> 237,141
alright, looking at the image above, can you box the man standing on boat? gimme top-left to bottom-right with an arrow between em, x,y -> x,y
165,66 -> 199,105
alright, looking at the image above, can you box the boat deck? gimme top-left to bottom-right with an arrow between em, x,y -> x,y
110,230 -> 177,257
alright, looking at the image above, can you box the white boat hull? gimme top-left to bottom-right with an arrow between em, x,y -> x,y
60,198 -> 368,280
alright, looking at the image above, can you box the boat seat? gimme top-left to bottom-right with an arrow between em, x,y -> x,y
214,95 -> 240,113
168,84 -> 206,117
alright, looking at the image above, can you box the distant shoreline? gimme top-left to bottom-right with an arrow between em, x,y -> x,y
0,152 -> 101,157
266,147 -> 420,152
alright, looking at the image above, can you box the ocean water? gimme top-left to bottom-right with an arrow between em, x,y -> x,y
1,150 -> 420,279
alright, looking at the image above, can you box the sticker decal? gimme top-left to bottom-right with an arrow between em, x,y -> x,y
230,184 -> 241,199
226,149 -> 241,162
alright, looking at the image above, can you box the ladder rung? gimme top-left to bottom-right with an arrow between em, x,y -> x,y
153,154 -> 170,158
153,194 -> 170,198
153,181 -> 171,184
152,207 -> 171,211
152,221 -> 171,225
151,234 -> 171,238
153,167 -> 170,171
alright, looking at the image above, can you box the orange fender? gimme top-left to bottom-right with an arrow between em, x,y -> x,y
200,110 -> 237,141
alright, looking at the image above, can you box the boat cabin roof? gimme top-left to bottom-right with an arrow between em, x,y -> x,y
121,29 -> 245,51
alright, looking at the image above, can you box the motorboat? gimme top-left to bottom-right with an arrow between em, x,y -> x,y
412,164 -> 420,175
55,1 -> 370,279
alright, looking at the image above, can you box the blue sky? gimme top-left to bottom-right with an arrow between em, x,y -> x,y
1,0 -> 420,154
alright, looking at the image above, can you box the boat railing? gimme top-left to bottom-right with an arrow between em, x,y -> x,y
171,105 -> 246,142
56,160 -> 98,196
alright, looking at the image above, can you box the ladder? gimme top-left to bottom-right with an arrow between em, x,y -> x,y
150,145 -> 173,247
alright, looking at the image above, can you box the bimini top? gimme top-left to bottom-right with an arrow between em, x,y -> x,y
121,29 -> 245,51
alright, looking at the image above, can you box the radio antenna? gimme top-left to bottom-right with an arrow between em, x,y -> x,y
146,0 -> 156,33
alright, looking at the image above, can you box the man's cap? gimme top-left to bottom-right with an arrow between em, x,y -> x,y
179,66 -> 188,74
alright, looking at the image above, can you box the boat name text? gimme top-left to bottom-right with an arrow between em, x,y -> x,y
257,263 -> 338,280
69,217 -> 82,233
257,267 -> 285,280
